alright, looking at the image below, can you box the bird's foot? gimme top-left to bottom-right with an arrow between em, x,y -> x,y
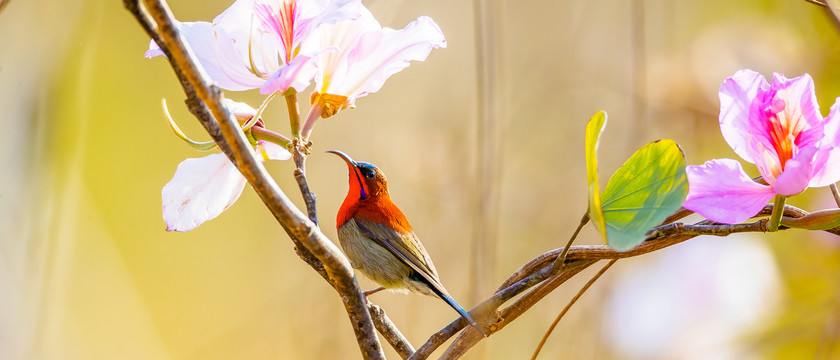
363,286 -> 385,297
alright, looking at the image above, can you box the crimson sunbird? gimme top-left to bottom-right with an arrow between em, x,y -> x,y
327,150 -> 485,335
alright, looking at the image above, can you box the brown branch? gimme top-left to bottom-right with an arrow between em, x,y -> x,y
126,1 -> 384,358
531,259 -> 618,360
369,303 -> 415,359
285,92 -> 319,225
411,203 -> 840,358
292,140 -> 318,225
439,260 -> 597,359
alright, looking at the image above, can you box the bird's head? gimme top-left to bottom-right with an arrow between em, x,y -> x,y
327,150 -> 390,201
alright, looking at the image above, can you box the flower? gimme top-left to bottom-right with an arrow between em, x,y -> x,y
299,7 -> 447,138
684,70 -> 840,223
145,0 -> 362,94
161,100 -> 291,231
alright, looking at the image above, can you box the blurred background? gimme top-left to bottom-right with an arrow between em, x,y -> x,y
2,0 -> 840,359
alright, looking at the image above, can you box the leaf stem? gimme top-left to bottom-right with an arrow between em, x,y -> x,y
769,195 -> 786,232
552,212 -> 590,270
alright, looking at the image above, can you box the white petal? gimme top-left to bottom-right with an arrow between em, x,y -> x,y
258,140 -> 292,160
315,12 -> 446,101
162,153 -> 247,232
222,98 -> 257,121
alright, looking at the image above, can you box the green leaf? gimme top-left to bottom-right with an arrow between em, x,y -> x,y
585,111 -> 608,240
600,139 -> 688,251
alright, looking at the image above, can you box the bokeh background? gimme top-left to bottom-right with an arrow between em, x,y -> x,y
2,0 -> 840,359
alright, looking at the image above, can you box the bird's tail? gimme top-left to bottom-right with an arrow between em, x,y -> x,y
428,284 -> 488,337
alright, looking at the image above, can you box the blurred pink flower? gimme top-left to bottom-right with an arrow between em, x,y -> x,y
684,70 -> 840,223
145,0 -> 362,94
161,100 -> 291,232
300,7 -> 446,137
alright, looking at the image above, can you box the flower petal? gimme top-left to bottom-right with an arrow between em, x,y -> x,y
745,73 -> 824,164
769,72 -> 824,148
162,153 -> 247,232
683,159 -> 776,224
257,140 -> 292,161
223,98 -> 257,119
315,11 -> 446,102
810,98 -> 840,187
144,20 -> 265,91
774,145 -> 817,196
719,69 -> 766,163
259,55 -> 318,94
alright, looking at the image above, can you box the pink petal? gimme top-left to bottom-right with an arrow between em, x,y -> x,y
683,159 -> 776,224
315,12 -> 446,101
770,72 -> 824,148
809,99 -> 840,187
144,41 -> 164,58
162,153 -> 247,232
259,55 -> 318,94
747,73 -> 824,157
773,145 -> 817,196
719,69 -> 766,163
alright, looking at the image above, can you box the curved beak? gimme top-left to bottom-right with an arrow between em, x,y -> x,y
326,150 -> 358,167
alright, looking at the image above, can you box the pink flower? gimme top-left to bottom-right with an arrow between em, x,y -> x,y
299,7 -> 446,138
161,100 -> 291,231
684,70 -> 840,223
145,0 -> 362,94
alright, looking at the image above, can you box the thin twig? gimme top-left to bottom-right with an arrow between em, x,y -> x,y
411,203 -> 840,359
439,261 -> 596,359
552,212 -> 589,270
531,259 -> 618,360
830,184 -> 840,207
292,139 -> 318,225
369,303 -> 415,359
127,1 -> 383,358
805,0 -> 829,6
285,93 -> 318,225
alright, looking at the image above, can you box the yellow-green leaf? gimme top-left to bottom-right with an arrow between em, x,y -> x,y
585,111 -> 608,240
600,139 -> 688,251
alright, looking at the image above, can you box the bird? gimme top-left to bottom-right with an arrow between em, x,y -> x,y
327,150 -> 485,336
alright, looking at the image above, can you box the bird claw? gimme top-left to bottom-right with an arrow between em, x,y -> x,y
363,286 -> 385,297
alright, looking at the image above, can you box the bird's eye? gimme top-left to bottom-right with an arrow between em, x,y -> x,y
364,170 -> 376,179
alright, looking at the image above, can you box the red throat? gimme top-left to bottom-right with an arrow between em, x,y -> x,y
336,167 -> 412,233
337,164 -> 367,226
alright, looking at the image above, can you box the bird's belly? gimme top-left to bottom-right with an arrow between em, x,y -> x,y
337,220 -> 413,289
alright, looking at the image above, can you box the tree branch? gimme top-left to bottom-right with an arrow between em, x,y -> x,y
369,303 -> 415,359
126,1 -> 384,358
411,203 -> 840,358
531,259 -> 618,360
